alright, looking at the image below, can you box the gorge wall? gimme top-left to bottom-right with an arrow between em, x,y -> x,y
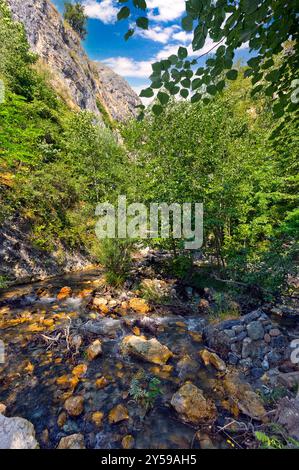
6,0 -> 141,122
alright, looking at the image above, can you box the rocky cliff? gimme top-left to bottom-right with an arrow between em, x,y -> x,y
6,0 -> 141,122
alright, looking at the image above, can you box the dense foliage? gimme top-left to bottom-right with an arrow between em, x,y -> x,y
117,0 -> 298,120
0,0 -> 297,297
63,1 -> 87,40
122,73 -> 298,296
0,0 -> 126,255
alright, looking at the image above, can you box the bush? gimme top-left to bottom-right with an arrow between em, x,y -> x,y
98,239 -> 135,287
64,2 -> 87,40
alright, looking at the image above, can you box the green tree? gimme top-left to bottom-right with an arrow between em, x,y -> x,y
116,0 -> 298,118
64,1 -> 87,40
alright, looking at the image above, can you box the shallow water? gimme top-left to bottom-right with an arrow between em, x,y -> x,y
0,270 -> 227,449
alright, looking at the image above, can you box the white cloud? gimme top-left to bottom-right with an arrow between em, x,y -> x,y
172,30 -> 193,44
83,0 -> 117,24
135,25 -> 179,44
147,0 -> 186,22
101,57 -> 152,78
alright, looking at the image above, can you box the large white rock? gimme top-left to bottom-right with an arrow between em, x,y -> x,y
0,414 -> 39,449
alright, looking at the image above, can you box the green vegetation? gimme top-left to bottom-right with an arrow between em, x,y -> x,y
116,0 -> 298,121
129,374 -> 162,411
122,71 -> 298,298
0,1 -> 297,296
0,1 -> 125,256
98,239 -> 135,286
255,430 -> 299,450
63,2 -> 87,40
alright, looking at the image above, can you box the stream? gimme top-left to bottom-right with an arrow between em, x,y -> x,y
0,270 -> 229,449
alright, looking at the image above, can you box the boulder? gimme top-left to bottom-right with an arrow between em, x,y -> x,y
223,374 -> 267,421
86,339 -> 102,361
176,355 -> 200,381
64,396 -> 84,417
276,397 -> 299,440
121,335 -> 173,365
0,414 -> 39,449
57,433 -> 85,449
199,349 -> 226,372
171,382 -> 217,424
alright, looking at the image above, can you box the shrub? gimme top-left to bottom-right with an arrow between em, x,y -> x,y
63,2 -> 87,40
98,239 -> 135,287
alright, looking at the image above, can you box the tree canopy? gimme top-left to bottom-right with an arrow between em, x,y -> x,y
63,1 -> 87,40
117,0 -> 298,118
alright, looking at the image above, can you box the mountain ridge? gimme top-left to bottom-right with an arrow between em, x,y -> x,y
6,0 -> 141,122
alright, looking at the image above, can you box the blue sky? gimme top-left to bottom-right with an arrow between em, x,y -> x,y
53,1 -> 250,99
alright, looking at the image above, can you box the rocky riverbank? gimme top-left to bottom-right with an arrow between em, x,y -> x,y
0,253 -> 298,449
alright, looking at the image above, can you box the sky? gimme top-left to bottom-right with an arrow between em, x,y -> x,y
53,0 -> 250,101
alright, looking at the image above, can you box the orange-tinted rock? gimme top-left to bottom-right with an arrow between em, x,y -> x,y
129,298 -> 151,314
108,404 -> 129,424
122,435 -> 135,449
91,411 -> 104,427
95,376 -> 109,389
78,289 -> 93,298
57,287 -> 72,300
171,382 -> 217,425
57,411 -> 67,427
132,326 -> 141,336
121,335 -> 173,365
57,433 -> 85,449
64,396 -> 84,417
86,340 -> 102,361
199,349 -> 226,372
72,364 -> 87,377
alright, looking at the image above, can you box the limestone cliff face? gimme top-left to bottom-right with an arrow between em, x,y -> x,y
6,0 -> 141,122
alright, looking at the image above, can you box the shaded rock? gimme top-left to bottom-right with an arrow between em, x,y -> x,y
246,321 -> 264,340
64,396 -> 84,417
121,335 -> 173,365
223,374 -> 267,421
276,397 -> 299,440
269,328 -> 281,337
57,433 -> 85,449
278,372 -> 299,392
108,404 -> 129,424
243,310 -> 262,323
228,352 -> 239,365
196,432 -> 216,449
176,355 -> 200,381
0,414 -> 39,449
199,349 -> 226,372
86,339 -> 102,361
81,318 -> 121,336
171,382 -> 217,425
